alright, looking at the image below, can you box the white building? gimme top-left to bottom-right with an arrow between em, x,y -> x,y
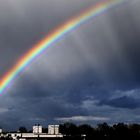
5,124 -> 63,140
33,124 -> 42,134
48,125 -> 59,135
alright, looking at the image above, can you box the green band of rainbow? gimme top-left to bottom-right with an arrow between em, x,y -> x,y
0,0 -> 124,94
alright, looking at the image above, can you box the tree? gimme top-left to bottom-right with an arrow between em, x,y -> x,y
79,124 -> 93,135
79,124 -> 96,140
97,122 -> 111,139
128,124 -> 140,139
18,127 -> 27,133
42,127 -> 48,133
113,123 -> 129,139
59,122 -> 78,136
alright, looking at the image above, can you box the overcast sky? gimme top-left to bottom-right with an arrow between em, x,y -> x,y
0,0 -> 140,130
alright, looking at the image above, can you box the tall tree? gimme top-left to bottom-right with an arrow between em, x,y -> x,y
19,127 -> 27,133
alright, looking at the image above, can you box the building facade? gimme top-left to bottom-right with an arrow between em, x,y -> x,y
0,125 -> 63,140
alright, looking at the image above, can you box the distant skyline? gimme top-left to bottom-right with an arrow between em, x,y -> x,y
0,0 -> 140,130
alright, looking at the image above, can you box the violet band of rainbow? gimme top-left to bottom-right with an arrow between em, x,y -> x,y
0,0 -> 124,94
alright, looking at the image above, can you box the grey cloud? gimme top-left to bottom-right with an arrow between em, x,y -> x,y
0,0 -> 97,76
0,0 -> 140,130
98,96 -> 140,109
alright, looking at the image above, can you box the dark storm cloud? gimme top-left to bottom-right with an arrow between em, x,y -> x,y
108,3 -> 140,88
0,0 -> 140,130
98,96 -> 140,109
0,0 -> 99,129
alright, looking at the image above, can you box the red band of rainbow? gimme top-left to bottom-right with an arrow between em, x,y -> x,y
0,0 -> 124,94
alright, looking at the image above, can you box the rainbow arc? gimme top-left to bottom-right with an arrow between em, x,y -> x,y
0,0 -> 124,94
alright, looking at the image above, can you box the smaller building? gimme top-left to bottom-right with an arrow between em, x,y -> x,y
0,128 -> 2,133
33,124 -> 42,134
48,125 -> 59,135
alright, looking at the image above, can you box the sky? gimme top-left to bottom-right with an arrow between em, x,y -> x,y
0,0 -> 140,130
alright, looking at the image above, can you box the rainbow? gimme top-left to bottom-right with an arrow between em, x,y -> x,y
0,0 -> 124,94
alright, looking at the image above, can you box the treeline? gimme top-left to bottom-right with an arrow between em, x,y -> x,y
1,122 -> 140,140
59,122 -> 140,140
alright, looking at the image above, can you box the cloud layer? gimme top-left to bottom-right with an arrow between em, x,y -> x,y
0,0 -> 140,130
